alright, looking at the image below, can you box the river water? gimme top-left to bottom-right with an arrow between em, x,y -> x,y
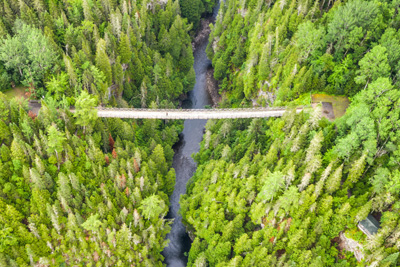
162,5 -> 219,267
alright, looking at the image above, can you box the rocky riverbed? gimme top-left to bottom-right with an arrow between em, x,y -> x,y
192,18 -> 213,51
206,67 -> 221,106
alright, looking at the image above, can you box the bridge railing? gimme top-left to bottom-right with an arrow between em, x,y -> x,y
96,106 -> 308,112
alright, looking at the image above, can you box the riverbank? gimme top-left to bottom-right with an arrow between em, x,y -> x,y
162,3 -> 219,266
206,67 -> 221,106
192,18 -> 213,51
193,17 -> 222,107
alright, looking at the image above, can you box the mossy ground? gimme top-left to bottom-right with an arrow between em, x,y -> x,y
311,93 -> 350,119
3,86 -> 28,100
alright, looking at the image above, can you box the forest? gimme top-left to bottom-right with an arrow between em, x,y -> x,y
0,0 -> 217,107
0,0 -> 400,266
0,0 -> 215,265
0,91 -> 183,266
180,0 -> 400,266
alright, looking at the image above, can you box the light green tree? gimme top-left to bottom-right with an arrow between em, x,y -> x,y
74,90 -> 98,134
81,214 -> 102,233
46,72 -> 70,102
326,0 -> 379,55
345,153 -> 367,186
0,120 -> 10,143
95,39 -> 112,85
47,124 -> 66,169
295,21 -> 325,61
11,139 -> 26,163
257,171 -> 285,202
355,45 -> 391,86
0,21 -> 58,92
139,195 -> 166,220
325,164 -> 343,194
118,32 -> 132,64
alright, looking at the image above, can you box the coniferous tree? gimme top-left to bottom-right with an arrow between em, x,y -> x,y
118,32 -> 132,64
74,90 -> 98,134
95,39 -> 112,86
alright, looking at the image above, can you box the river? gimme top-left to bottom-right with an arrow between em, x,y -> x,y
162,4 -> 220,266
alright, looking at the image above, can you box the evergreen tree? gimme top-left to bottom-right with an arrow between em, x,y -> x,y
95,39 -> 112,85
47,124 -> 66,168
118,32 -> 132,64
139,195 -> 166,220
325,164 -> 343,194
73,90 -> 98,134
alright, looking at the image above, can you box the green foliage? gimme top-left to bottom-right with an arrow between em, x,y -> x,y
257,171 -> 284,202
182,78 -> 400,265
336,77 -> 400,162
355,45 -> 391,85
81,214 -> 102,232
2,0 -> 400,266
95,39 -> 112,86
47,124 -> 66,157
180,0 -> 217,29
326,0 -> 380,56
207,0 -> 398,103
0,95 -> 179,265
139,195 -> 167,220
118,33 -> 132,65
46,72 -> 71,102
0,21 -> 58,92
73,90 -> 98,133
296,21 -> 325,62
0,0 -> 197,106
180,0 -> 202,29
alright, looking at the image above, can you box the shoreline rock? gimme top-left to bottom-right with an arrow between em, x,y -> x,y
178,16 -> 219,107
206,67 -> 221,106
339,232 -> 364,262
192,18 -> 213,51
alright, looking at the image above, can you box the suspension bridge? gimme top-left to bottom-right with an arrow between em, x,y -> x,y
29,101 -> 306,120
95,107 -> 305,119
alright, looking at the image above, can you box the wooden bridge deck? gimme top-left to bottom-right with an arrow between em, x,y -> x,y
95,107 -> 304,119
28,101 -> 306,119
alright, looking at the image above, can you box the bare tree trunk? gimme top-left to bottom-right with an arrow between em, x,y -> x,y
55,150 -> 60,171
